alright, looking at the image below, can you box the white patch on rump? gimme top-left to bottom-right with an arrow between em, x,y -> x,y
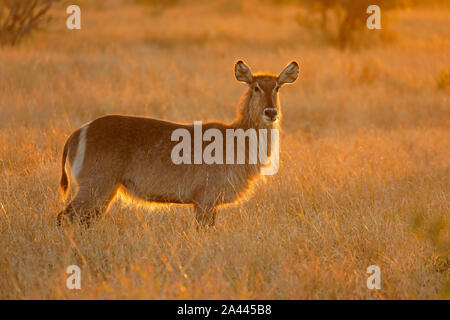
71,123 -> 89,179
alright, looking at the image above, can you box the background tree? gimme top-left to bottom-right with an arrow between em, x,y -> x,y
296,0 -> 407,48
0,0 -> 58,46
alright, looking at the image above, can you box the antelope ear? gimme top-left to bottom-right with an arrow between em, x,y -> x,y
235,60 -> 253,84
278,61 -> 299,85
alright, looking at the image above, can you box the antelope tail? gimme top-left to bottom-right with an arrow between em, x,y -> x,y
60,138 -> 69,200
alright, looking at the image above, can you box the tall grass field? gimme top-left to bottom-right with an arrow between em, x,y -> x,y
0,0 -> 448,299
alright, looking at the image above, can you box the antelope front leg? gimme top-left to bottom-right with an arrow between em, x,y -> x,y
194,205 -> 217,229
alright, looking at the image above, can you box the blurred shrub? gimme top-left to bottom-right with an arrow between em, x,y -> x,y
436,69 -> 450,90
294,0 -> 406,48
0,0 -> 58,46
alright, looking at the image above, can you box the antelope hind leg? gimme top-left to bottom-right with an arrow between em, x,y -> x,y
57,181 -> 118,228
194,204 -> 217,229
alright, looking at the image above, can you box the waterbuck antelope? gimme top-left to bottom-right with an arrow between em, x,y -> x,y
57,60 -> 299,228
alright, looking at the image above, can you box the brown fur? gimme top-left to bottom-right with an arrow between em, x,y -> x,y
56,60 -> 299,228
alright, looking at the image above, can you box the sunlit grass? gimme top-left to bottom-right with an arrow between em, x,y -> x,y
0,0 -> 448,299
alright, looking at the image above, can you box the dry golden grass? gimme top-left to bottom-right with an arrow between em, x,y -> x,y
0,0 -> 448,299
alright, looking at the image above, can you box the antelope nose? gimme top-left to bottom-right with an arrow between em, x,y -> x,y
264,108 -> 277,120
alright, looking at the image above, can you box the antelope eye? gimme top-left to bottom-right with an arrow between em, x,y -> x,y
275,86 -> 279,92
254,86 -> 260,92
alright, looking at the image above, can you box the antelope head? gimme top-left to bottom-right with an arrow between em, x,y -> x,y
235,60 -> 299,128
